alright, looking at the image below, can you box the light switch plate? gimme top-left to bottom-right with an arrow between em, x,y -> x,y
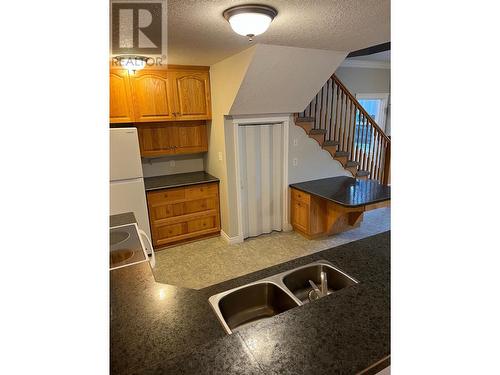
293,138 -> 298,146
218,152 -> 223,161
292,158 -> 298,167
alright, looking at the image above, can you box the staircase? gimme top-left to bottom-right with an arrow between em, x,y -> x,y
295,74 -> 391,184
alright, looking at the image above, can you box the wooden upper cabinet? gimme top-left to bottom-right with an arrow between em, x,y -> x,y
171,70 -> 212,120
137,121 -> 207,158
129,70 -> 177,122
109,66 -> 212,124
110,70 -> 135,123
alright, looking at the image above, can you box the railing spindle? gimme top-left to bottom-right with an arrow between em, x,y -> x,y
298,73 -> 390,182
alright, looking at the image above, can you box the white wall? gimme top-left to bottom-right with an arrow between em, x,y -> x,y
288,119 -> 351,184
141,154 -> 204,178
230,45 -> 347,115
334,66 -> 391,135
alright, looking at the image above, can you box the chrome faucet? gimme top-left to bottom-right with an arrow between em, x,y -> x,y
308,271 -> 329,301
320,271 -> 328,297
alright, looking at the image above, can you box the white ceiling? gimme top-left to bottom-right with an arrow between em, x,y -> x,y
167,0 -> 390,66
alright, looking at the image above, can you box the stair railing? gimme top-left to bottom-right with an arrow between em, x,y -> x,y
297,74 -> 391,184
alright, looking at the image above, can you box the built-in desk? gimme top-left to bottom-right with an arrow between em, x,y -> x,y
289,176 -> 390,238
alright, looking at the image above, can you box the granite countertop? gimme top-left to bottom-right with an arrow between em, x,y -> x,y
290,176 -> 391,208
144,171 -> 219,191
110,212 -> 137,228
111,231 -> 390,374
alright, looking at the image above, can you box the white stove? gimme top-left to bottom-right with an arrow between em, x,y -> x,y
110,222 -> 155,271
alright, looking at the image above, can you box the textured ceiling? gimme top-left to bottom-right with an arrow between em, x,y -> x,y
167,0 -> 390,65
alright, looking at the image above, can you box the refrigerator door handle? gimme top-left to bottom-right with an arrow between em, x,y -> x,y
139,229 -> 155,268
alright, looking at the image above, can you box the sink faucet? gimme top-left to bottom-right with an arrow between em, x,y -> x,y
320,271 -> 328,297
308,271 -> 329,300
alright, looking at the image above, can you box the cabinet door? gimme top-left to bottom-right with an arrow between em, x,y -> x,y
137,123 -> 179,157
130,70 -> 176,122
171,70 -> 211,120
291,201 -> 310,234
175,121 -> 208,154
110,70 -> 134,123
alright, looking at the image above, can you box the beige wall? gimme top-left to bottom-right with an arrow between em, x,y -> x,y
334,67 -> 391,135
206,46 -> 256,237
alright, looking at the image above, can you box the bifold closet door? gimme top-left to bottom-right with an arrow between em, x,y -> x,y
238,124 -> 284,238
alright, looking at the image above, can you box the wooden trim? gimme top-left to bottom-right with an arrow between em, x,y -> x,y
356,355 -> 390,375
156,228 -> 220,247
364,200 -> 390,211
332,74 -> 391,143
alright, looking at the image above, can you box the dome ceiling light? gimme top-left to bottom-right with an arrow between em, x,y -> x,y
223,4 -> 278,42
116,55 -> 149,73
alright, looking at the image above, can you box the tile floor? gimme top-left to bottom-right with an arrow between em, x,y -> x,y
152,208 -> 390,289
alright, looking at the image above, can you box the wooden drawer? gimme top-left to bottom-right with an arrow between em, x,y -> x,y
149,197 -> 218,222
157,222 -> 184,239
187,215 -> 217,233
291,188 -> 310,205
153,213 -> 219,247
147,187 -> 185,205
147,182 -> 221,249
185,183 -> 218,200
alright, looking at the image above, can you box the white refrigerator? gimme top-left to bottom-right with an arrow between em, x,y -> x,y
110,128 -> 152,253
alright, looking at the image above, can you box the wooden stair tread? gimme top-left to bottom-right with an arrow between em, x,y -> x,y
356,170 -> 370,177
346,160 -> 359,167
309,129 -> 326,134
296,117 -> 315,122
323,140 -> 340,146
334,151 -> 349,157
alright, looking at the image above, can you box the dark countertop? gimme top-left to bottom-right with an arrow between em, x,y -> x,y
110,212 -> 136,228
144,171 -> 219,191
290,176 -> 391,207
111,231 -> 390,374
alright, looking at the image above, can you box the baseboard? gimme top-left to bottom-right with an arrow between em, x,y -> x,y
221,230 -> 244,245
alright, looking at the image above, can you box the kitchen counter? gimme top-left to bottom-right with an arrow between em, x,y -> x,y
290,176 -> 390,208
144,171 -> 219,191
111,231 -> 390,374
110,212 -> 137,228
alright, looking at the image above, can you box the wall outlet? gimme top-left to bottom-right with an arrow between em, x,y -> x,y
169,160 -> 176,167
292,158 -> 298,167
218,151 -> 223,161
293,138 -> 298,146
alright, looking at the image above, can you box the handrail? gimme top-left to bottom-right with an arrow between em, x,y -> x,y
331,74 -> 391,143
297,73 -> 391,184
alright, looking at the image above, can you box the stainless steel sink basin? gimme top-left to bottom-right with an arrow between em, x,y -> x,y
282,262 -> 358,304
209,282 -> 299,334
209,260 -> 358,334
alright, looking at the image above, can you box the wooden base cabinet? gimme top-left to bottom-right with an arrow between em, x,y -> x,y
290,187 -> 390,238
147,182 -> 220,249
290,188 -> 326,238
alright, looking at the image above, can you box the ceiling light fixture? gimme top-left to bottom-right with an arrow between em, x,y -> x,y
223,4 -> 278,42
116,55 -> 149,73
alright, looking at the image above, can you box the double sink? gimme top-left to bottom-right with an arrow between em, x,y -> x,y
209,260 -> 358,334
